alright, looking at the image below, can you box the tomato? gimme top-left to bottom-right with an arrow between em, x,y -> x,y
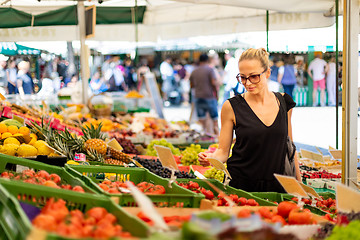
238,197 -> 247,206
203,190 -> 214,200
32,214 -> 57,232
108,188 -> 120,194
102,180 -> 112,185
72,186 -> 85,193
237,209 -> 252,218
258,207 -> 275,219
36,170 -> 50,180
247,199 -> 259,206
271,215 -> 287,225
229,194 -> 239,203
86,207 -> 108,222
1,172 -> 10,178
188,181 -> 199,189
22,169 -> 35,178
277,201 -> 298,218
288,208 -> 316,225
49,173 -> 61,184
61,184 -> 72,190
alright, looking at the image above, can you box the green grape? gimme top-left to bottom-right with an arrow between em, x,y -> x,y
327,220 -> 360,240
146,139 -> 181,156
204,167 -> 225,182
180,144 -> 206,166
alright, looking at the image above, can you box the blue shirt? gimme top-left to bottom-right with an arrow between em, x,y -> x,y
18,73 -> 34,94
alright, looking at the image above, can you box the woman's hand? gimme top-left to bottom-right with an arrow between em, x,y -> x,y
198,152 -> 211,167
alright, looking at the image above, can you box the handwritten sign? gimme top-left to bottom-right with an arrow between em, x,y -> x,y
107,138 -> 123,151
300,149 -> 325,163
336,183 -> 360,213
274,174 -> 308,198
154,145 -> 178,171
299,182 -> 321,199
207,158 -> 231,179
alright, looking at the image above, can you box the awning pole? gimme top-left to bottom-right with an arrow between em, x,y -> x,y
341,0 -> 358,188
77,1 -> 88,104
266,10 -> 269,52
335,0 -> 339,149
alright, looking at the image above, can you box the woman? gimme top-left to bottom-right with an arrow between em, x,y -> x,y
198,48 -> 301,193
17,61 -> 34,96
278,56 -> 297,99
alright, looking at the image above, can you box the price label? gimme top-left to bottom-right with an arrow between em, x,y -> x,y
274,174 -> 308,198
154,145 -> 178,171
336,183 -> 360,213
107,138 -> 123,151
207,157 -> 232,179
126,181 -> 169,231
0,93 -> 6,101
299,182 -> 321,199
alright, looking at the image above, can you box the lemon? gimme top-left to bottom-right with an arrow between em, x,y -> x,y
33,140 -> 47,150
17,144 -> 38,157
2,132 -> 12,139
4,137 -> 20,146
0,144 -> 19,156
67,160 -> 79,165
37,145 -> 54,155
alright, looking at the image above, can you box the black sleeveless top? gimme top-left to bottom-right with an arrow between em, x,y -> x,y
227,92 -> 296,193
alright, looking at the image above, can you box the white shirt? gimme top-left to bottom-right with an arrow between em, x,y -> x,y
160,61 -> 173,80
308,58 -> 327,81
224,57 -> 239,91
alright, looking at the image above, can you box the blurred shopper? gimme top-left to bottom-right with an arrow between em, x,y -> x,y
190,54 -> 219,135
51,72 -> 61,94
90,71 -> 109,95
137,59 -> 150,94
208,53 -> 222,100
326,57 -> 337,106
124,59 -> 136,90
295,58 -> 306,87
17,61 -> 34,96
37,71 -> 54,97
0,54 -> 8,95
268,59 -> 280,92
222,53 -> 238,104
278,56 -> 297,99
6,59 -> 17,94
308,54 -> 328,107
160,56 -> 174,102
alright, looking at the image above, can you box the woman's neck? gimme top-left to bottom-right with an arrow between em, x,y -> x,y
245,88 -> 271,104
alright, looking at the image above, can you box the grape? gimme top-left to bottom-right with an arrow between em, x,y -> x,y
204,167 -> 225,182
146,139 -> 181,156
180,144 -> 206,166
326,221 -> 360,240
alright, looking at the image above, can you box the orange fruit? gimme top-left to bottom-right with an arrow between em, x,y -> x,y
7,126 -> 18,135
18,126 -> 30,136
2,132 -> 12,139
0,123 -> 7,134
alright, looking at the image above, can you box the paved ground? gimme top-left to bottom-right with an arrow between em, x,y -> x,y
163,105 -> 359,154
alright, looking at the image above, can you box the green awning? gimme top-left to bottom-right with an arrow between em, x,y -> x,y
0,42 -> 41,55
0,6 -> 146,28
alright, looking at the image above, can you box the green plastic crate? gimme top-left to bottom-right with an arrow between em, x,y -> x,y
0,183 -> 32,240
0,178 -> 150,239
66,165 -> 204,208
251,192 -> 284,204
0,153 -> 96,194
176,179 -> 277,206
318,192 -> 336,200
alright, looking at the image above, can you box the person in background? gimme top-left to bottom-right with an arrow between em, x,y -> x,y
17,61 -> 34,96
0,54 -> 8,95
308,53 -> 328,107
137,59 -> 150,94
295,58 -> 306,87
268,59 -> 280,92
124,58 -> 136,90
278,56 -> 297,99
190,54 -> 219,135
198,48 -> 300,192
6,59 -> 17,94
37,71 -> 54,97
90,71 -> 109,95
222,53 -> 238,104
208,52 -> 222,100
326,57 -> 337,106
160,56 -> 174,102
66,74 -> 78,88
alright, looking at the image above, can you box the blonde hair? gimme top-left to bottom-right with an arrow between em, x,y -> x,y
18,61 -> 30,71
239,48 -> 270,70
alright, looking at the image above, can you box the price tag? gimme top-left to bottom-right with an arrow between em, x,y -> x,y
131,159 -> 144,168
154,145 -> 178,171
299,182 -> 321,199
107,138 -> 123,151
207,158 -> 231,179
126,181 -> 169,231
300,149 -> 325,163
13,115 -> 25,125
274,174 -> 308,198
336,183 -> 360,213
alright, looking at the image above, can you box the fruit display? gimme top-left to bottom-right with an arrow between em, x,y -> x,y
302,170 -> 341,180
32,198 -> 133,239
125,90 -> 144,98
180,144 -> 205,166
146,139 -> 181,156
0,169 -> 85,192
136,211 -> 191,228
107,135 -> 139,154
291,197 -> 337,214
98,180 -> 166,195
133,156 -> 196,179
203,167 -> 225,182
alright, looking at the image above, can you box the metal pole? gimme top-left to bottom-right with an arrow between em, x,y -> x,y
134,0 -> 139,64
77,2 -> 88,104
335,0 -> 339,149
266,10 -> 269,52
341,0 -> 358,188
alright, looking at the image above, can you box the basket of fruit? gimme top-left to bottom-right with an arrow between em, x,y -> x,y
87,93 -> 112,118
0,178 -> 150,239
65,165 -> 204,208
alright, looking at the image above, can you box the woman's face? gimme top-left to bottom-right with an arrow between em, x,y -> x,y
238,59 -> 270,95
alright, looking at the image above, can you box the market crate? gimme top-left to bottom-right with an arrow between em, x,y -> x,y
281,194 -> 329,216
0,183 -> 31,240
0,178 -> 150,238
176,179 -> 277,206
251,192 -> 285,204
65,165 -> 204,208
0,153 -> 96,194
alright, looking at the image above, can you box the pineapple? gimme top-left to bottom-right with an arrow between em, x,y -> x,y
82,123 -> 107,156
104,158 -> 125,166
109,147 -> 131,163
